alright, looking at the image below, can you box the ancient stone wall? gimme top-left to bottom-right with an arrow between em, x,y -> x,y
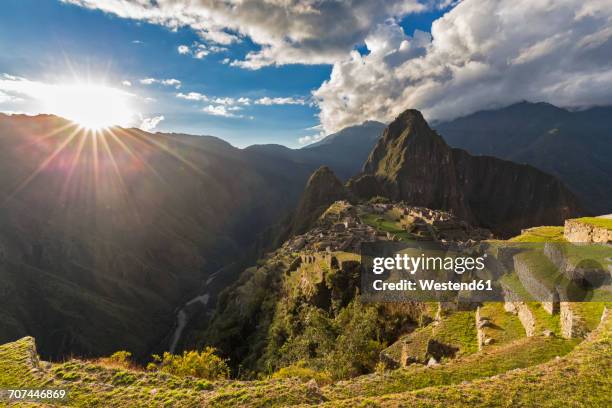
564,220 -> 612,244
504,301 -> 536,337
559,302 -> 587,339
514,254 -> 559,313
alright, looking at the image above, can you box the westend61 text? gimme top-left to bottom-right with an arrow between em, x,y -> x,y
372,279 -> 493,292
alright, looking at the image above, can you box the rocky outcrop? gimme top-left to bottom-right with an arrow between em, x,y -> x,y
349,109 -> 583,237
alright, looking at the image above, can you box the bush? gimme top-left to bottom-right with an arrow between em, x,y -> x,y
97,350 -> 134,370
272,361 -> 332,385
369,196 -> 390,204
109,351 -> 132,365
149,348 -> 230,380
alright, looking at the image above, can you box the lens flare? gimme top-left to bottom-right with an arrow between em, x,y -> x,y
40,83 -> 134,130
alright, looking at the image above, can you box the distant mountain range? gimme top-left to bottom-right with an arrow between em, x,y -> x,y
435,102 -> 612,214
247,121 -> 385,180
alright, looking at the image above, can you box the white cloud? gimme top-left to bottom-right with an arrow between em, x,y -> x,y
139,115 -> 164,131
121,80 -> 132,87
139,78 -> 156,85
176,92 -> 208,101
62,0 -> 427,69
139,78 -> 182,89
194,49 -> 209,59
202,104 -> 241,118
255,97 -> 306,106
198,29 -> 240,46
314,0 -> 612,132
161,78 -> 181,88
176,42 -> 227,59
0,90 -> 16,104
298,132 -> 325,145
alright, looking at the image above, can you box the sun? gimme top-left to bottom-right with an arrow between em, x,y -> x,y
41,83 -> 134,130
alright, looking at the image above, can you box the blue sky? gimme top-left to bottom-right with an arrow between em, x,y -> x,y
0,0 -> 449,147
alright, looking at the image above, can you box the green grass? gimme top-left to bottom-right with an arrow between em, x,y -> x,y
322,336 -> 578,401
509,226 -> 566,242
499,272 -> 536,301
478,303 -> 525,345
0,337 -> 44,390
526,302 -> 561,335
568,302 -> 608,332
572,217 -> 612,231
361,213 -> 413,241
1,308 -> 607,407
433,311 -> 478,357
316,310 -> 611,407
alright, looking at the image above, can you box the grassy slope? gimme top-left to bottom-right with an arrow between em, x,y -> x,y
321,336 -> 577,402
508,226 -> 566,242
478,303 -> 525,345
315,309 -> 611,407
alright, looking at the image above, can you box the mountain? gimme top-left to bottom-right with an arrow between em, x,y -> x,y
304,120 -> 384,149
435,102 -> 612,214
0,113 -> 320,360
245,121 -> 385,180
349,109 -> 583,237
288,166 -> 349,236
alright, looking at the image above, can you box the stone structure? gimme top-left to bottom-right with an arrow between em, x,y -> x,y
504,301 -> 536,337
514,253 -> 559,314
560,302 -> 588,339
564,219 -> 612,244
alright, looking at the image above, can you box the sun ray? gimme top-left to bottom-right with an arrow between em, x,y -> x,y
3,124 -> 83,205
98,128 -> 142,224
110,127 -> 168,184
60,127 -> 88,201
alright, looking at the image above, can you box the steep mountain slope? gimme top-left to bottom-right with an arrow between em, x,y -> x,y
0,114 -> 316,360
436,102 -> 612,213
349,109 -> 583,237
288,166 -> 349,236
245,121 -> 385,180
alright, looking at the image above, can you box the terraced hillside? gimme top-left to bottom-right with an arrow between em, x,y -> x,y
1,201 -> 610,407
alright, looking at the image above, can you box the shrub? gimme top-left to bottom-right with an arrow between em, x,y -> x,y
109,351 -> 132,365
272,361 -> 332,385
149,348 -> 230,380
97,350 -> 134,370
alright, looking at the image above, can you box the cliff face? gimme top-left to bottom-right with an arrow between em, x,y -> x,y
350,109 -> 583,237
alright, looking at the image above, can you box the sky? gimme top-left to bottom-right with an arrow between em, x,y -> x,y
1,0 -> 612,148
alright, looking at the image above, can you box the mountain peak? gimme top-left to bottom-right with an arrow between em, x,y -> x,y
386,109 -> 433,140
351,109 -> 583,236
290,166 -> 348,235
